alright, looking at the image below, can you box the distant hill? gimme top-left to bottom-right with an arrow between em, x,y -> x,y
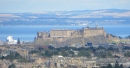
0,9 -> 130,26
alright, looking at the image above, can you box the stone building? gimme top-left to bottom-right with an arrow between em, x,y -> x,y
47,56 -> 99,68
50,29 -> 74,38
82,26 -> 106,37
37,26 -> 106,43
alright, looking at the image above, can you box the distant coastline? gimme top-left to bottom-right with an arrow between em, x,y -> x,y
0,9 -> 130,26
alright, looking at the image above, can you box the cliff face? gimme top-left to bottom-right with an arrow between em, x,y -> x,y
35,36 -> 107,47
106,34 -> 120,43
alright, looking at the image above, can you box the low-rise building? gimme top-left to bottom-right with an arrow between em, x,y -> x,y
6,36 -> 17,44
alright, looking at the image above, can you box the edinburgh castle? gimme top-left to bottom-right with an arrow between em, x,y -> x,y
36,26 -> 113,46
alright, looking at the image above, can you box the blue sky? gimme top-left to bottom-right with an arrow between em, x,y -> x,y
0,0 -> 130,13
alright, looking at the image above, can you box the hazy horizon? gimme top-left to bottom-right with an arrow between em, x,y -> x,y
0,0 -> 130,13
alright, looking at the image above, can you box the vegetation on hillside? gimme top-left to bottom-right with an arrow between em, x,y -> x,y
28,45 -> 130,58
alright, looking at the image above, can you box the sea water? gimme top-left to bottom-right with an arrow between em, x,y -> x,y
0,25 -> 130,41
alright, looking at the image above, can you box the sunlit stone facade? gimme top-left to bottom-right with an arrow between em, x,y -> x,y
37,26 -> 106,42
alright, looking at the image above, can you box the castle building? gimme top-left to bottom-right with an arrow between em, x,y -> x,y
50,29 -> 74,38
37,26 -> 106,42
82,26 -> 106,37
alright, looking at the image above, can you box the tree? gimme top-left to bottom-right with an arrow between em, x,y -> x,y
8,64 -> 16,68
108,47 -> 114,52
17,38 -> 20,44
90,46 -> 96,53
119,64 -> 124,68
68,51 -> 74,55
0,52 -> 24,62
15,52 -> 22,59
107,51 -> 113,58
101,66 -> 106,68
114,61 -> 119,68
124,51 -> 130,57
106,64 -> 112,68
48,46 -> 55,50
60,49 -> 69,57
97,46 -> 106,50
45,50 -> 53,57
53,50 -> 59,55
78,50 -> 91,57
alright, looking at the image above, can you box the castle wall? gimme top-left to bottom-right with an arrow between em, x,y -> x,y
37,31 -> 49,38
50,30 -> 74,38
71,30 -> 82,38
37,32 -> 42,38
37,26 -> 107,42
83,27 -> 106,37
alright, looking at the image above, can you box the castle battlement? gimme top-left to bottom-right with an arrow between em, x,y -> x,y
37,26 -> 106,42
